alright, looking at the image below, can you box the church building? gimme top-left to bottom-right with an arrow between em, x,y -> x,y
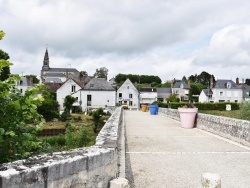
40,48 -> 80,83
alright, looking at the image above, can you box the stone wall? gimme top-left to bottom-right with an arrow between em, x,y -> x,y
0,107 -> 123,188
158,108 -> 250,147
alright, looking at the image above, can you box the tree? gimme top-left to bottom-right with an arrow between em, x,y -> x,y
161,81 -> 171,88
89,108 -> 105,133
79,71 -> 88,81
0,31 -> 44,163
0,49 -> 10,81
94,67 -> 108,79
182,76 -> 187,83
24,75 -> 40,84
245,79 -> 250,85
63,95 -> 77,118
167,94 -> 179,102
37,86 -> 59,121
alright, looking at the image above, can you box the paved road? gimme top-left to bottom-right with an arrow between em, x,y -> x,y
125,110 -> 250,188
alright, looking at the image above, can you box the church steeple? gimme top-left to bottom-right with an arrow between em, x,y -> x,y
42,48 -> 50,71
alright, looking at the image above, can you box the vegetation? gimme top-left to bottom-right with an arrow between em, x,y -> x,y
167,94 -> 179,102
238,101 -> 250,120
89,108 -> 106,133
37,85 -> 59,121
114,73 -> 162,85
0,49 -> 10,81
93,67 -> 108,79
62,95 -> 77,119
198,110 -> 241,119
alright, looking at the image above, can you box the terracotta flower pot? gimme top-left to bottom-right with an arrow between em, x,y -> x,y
141,104 -> 148,112
178,108 -> 198,128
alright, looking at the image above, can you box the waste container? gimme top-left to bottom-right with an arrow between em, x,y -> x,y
141,104 -> 148,112
149,104 -> 158,115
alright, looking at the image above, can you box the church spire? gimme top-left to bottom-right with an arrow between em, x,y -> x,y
42,47 -> 50,71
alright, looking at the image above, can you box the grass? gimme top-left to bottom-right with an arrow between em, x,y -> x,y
199,110 -> 241,119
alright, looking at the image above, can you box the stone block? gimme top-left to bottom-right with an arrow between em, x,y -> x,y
110,178 -> 130,188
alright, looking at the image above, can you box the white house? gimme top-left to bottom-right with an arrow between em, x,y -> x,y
157,88 -> 172,102
139,88 -> 157,104
199,79 -> 243,103
16,76 -> 34,95
72,78 -> 116,112
56,78 -> 84,113
172,81 -> 190,101
117,78 -> 139,109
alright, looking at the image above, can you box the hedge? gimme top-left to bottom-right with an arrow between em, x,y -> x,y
166,102 -> 240,110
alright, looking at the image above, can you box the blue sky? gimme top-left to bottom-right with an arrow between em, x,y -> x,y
1,0 -> 250,82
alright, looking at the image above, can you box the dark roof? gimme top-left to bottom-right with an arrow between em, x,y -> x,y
139,88 -> 157,92
202,89 -> 213,96
243,86 -> 250,98
173,82 -> 190,89
45,78 -> 63,83
157,88 -> 172,94
45,83 -> 62,93
44,72 -> 66,77
83,78 -> 115,91
49,68 -> 79,73
214,80 -> 241,89
17,76 -> 32,86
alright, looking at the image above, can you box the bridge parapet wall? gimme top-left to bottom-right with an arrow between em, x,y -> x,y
0,107 -> 123,188
158,108 -> 250,147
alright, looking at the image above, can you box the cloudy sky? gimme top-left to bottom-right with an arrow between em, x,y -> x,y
1,0 -> 250,82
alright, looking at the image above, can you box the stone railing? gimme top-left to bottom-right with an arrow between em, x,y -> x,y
0,107 -> 123,188
158,108 -> 250,147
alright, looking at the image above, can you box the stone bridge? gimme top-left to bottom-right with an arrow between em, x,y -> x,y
1,107 -> 250,187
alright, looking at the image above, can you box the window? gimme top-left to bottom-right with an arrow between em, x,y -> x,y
76,97 -> 78,100
20,89 -> 23,94
219,91 -> 223,97
119,93 -> 122,98
129,101 -> 133,106
127,86 -> 129,89
129,94 -> 133,98
72,85 -> 76,92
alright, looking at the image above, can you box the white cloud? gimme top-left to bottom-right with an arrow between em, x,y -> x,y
1,0 -> 250,82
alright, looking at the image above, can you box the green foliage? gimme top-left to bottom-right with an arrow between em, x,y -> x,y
168,102 -> 239,110
153,101 -> 168,108
161,81 -> 171,88
0,33 -> 44,163
37,85 -> 59,121
188,71 -> 213,86
89,108 -> 105,133
24,75 -> 39,84
0,49 -> 10,81
63,95 -> 77,118
167,94 -> 179,102
93,67 -> 108,78
60,111 -> 68,122
239,102 -> 250,120
114,73 -> 162,84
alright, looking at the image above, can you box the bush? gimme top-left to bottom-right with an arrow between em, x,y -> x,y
60,111 -> 68,122
239,102 -> 250,120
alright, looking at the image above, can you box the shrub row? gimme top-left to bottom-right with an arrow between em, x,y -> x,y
163,102 -> 240,110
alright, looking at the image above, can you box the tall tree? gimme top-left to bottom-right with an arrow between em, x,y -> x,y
0,49 -> 10,81
94,67 -> 108,79
24,75 -> 39,84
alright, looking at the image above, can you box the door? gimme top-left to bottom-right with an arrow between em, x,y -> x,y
87,95 -> 92,106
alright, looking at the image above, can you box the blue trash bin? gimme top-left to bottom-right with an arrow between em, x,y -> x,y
149,105 -> 158,115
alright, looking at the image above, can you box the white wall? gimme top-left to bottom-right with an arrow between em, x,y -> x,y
72,90 -> 116,112
139,92 -> 157,104
56,79 -> 82,112
199,90 -> 208,102
117,79 -> 139,109
212,89 -> 243,102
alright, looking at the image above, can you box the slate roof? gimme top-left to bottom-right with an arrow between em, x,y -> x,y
173,82 -> 190,89
243,86 -> 250,98
45,78 -> 63,83
83,78 -> 115,91
157,88 -> 172,94
214,80 -> 241,89
49,68 -> 79,72
44,72 -> 66,77
202,89 -> 213,96
45,83 -> 62,93
17,77 -> 32,86
139,88 -> 157,92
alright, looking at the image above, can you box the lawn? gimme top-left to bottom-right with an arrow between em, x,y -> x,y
198,110 -> 241,119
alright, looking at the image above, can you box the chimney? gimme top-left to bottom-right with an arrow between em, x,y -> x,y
171,80 -> 173,88
236,77 -> 239,85
210,75 -> 214,89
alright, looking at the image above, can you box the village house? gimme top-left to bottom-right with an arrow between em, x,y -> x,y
199,76 -> 244,102
72,78 -> 116,112
117,78 -> 140,109
139,87 -> 157,104
172,81 -> 190,101
16,76 -> 34,95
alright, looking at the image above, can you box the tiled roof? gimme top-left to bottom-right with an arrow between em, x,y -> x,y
49,68 -> 79,72
214,80 -> 241,89
173,82 -> 190,89
83,78 -> 115,91
44,72 -> 66,77
157,88 -> 172,94
45,78 -> 63,83
139,88 -> 157,92
45,83 -> 62,93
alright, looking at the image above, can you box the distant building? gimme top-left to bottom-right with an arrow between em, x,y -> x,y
139,88 -> 157,104
16,76 -> 34,95
172,81 -> 190,101
199,76 -> 244,102
40,48 -> 80,83
117,79 -> 140,109
157,88 -> 172,102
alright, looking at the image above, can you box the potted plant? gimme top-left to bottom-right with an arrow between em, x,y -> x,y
141,104 -> 148,112
178,101 -> 198,128
149,101 -> 158,115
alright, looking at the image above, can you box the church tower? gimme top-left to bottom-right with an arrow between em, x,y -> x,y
42,48 -> 50,71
